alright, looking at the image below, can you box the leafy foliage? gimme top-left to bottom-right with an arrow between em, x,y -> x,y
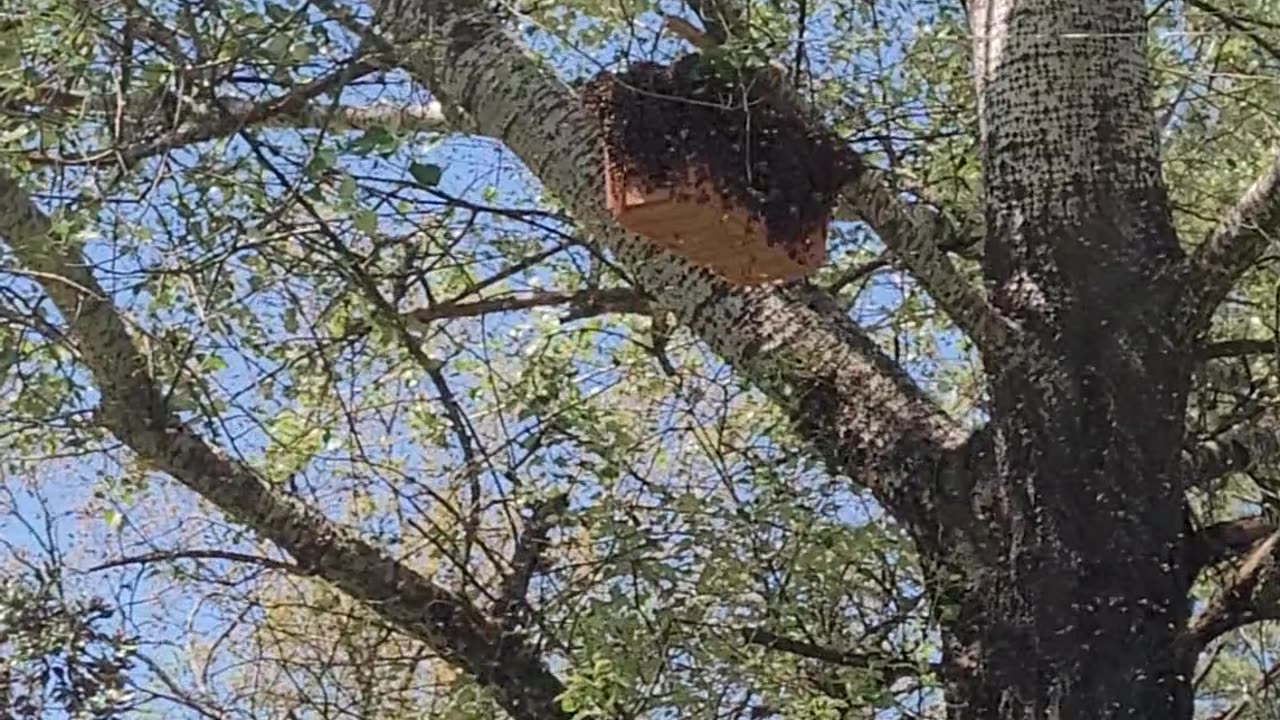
0,573 -> 136,719
0,0 -> 1276,718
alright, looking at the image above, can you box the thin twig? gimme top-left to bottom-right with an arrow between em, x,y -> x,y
86,549 -> 307,575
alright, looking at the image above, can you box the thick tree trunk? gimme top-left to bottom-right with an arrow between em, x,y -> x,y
941,567 -> 1196,718
937,359 -> 1197,718
940,1 -> 1197,717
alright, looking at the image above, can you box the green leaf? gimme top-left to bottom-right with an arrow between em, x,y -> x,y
408,162 -> 443,187
353,209 -> 378,235
264,34 -> 291,62
350,126 -> 396,156
264,2 -> 291,24
200,355 -> 228,373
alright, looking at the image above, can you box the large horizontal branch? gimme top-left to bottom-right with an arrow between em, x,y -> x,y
1199,338 -> 1280,360
383,6 -> 975,544
0,174 -> 569,720
1185,151 -> 1280,331
192,96 -> 447,134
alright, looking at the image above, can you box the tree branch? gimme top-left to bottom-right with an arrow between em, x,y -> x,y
839,172 -> 1002,349
492,493 -> 569,627
683,0 -> 743,44
1200,338 -> 1280,360
1185,151 -> 1280,331
742,628 -> 888,671
1185,530 -> 1280,649
26,55 -> 395,167
86,549 -> 307,576
1185,0 -> 1280,63
741,626 -> 924,689
0,173 -> 569,720
662,15 -> 719,51
9,86 -> 449,137
403,288 -> 649,328
205,97 -> 447,134
1188,516 -> 1277,575
378,7 -> 976,549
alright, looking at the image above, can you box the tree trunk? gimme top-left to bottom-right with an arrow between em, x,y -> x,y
931,1 -> 1199,717
936,361 -> 1197,718
941,565 -> 1196,718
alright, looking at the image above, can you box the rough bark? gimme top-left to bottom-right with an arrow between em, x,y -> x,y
943,1 -> 1197,717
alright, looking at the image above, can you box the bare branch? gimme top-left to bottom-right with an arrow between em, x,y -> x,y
1189,516 -> 1277,575
404,288 -> 650,328
86,549 -> 307,576
1200,338 -> 1280,360
212,97 -> 448,134
492,493 -> 569,627
9,86 -> 449,136
741,626 -> 924,689
0,173 -> 570,720
1185,151 -> 1280,330
741,627 -> 890,670
1185,531 -> 1280,649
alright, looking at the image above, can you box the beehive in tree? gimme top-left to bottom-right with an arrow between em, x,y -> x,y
581,55 -> 860,285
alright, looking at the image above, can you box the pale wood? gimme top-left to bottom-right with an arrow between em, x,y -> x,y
603,151 -> 826,285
